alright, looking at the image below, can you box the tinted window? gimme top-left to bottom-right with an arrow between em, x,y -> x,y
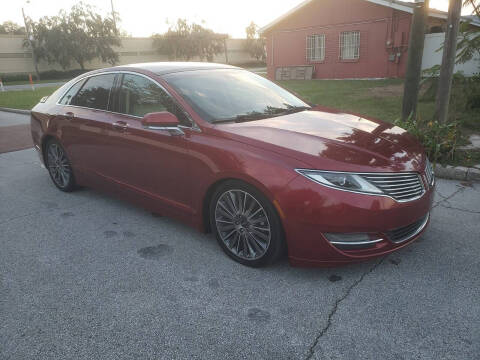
163,69 -> 309,123
71,74 -> 115,110
59,79 -> 85,105
118,74 -> 191,126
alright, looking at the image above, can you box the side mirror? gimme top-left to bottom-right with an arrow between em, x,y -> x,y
142,112 -> 184,136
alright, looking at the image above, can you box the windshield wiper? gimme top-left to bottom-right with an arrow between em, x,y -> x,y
212,112 -> 273,124
212,105 -> 311,124
282,105 -> 311,114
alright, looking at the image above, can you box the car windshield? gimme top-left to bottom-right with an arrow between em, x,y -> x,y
163,69 -> 310,123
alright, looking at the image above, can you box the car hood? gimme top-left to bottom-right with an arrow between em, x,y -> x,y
216,109 -> 426,172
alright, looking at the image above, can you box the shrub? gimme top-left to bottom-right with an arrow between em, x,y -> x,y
421,70 -> 480,113
394,115 -> 462,164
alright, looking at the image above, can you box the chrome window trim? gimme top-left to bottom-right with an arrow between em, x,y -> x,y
55,70 -> 200,132
295,169 -> 426,203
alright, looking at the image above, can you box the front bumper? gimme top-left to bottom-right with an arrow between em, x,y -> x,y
276,174 -> 435,267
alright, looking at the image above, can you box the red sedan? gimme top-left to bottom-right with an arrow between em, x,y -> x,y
31,62 -> 434,267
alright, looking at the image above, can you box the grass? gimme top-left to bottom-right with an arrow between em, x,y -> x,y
0,86 -> 60,110
280,79 -> 407,120
1,79 -> 69,86
279,79 -> 479,131
279,79 -> 480,166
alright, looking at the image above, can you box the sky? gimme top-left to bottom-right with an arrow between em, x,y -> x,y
1,0 -> 475,38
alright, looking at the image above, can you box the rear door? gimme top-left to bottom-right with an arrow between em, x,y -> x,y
61,73 -> 117,176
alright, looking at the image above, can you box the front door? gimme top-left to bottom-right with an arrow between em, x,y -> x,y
105,73 -> 194,217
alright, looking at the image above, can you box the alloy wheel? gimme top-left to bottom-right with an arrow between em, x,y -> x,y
47,143 -> 72,189
214,189 -> 271,260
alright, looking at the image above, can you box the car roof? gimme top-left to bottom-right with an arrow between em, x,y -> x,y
117,62 -> 240,75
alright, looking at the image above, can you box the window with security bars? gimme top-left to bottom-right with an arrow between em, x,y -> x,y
340,31 -> 360,60
306,34 -> 325,62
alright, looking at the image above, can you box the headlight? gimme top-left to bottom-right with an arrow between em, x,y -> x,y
296,169 -> 383,195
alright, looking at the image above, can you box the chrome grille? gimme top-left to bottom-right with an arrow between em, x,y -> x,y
361,173 -> 424,202
386,213 -> 429,243
425,159 -> 434,187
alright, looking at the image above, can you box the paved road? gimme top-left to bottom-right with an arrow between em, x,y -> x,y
0,111 -> 30,127
0,111 -> 31,153
1,82 -> 65,92
0,149 -> 479,359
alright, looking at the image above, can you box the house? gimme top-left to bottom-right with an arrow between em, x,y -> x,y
260,0 -> 480,80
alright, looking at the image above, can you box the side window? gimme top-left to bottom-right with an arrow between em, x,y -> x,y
306,34 -> 325,62
340,31 -> 360,60
118,74 -> 191,126
71,74 -> 115,111
59,79 -> 85,105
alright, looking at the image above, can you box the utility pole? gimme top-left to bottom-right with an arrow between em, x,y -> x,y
22,4 -> 41,81
110,0 -> 118,34
224,37 -> 229,64
401,0 -> 429,121
435,0 -> 463,123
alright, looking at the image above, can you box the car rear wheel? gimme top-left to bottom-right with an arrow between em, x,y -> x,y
45,139 -> 76,192
210,180 -> 285,267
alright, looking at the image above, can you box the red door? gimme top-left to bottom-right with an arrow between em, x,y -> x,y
59,73 -> 117,178
102,72 -> 195,218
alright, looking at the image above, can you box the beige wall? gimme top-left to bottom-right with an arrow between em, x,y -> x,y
0,35 -> 257,75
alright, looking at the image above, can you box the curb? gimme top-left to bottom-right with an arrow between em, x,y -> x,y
435,164 -> 480,182
0,107 -> 31,115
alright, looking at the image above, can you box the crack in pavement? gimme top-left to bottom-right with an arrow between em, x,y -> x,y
305,257 -> 386,360
438,203 -> 480,214
433,186 -> 465,209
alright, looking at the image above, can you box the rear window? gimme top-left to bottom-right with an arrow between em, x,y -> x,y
70,74 -> 115,111
58,79 -> 85,105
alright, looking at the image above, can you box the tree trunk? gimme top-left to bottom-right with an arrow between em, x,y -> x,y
435,0 -> 463,123
402,0 -> 429,121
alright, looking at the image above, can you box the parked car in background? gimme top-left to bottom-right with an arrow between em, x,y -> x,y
31,62 -> 434,267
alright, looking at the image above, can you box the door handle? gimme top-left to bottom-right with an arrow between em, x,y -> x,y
64,112 -> 74,119
112,121 -> 128,130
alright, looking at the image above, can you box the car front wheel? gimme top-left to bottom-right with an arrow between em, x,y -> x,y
210,180 -> 285,267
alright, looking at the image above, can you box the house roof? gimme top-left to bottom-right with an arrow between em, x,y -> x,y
259,0 -> 480,34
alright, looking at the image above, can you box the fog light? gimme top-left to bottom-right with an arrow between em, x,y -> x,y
324,233 -> 383,246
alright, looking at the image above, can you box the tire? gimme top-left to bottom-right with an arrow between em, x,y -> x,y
210,180 -> 285,267
45,139 -> 77,192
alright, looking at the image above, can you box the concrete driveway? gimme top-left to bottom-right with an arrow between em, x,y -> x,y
0,149 -> 479,359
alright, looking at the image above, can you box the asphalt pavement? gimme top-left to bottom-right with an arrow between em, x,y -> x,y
0,111 -> 32,153
0,149 -> 479,359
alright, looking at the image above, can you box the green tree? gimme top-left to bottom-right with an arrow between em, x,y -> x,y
0,21 -> 26,35
456,0 -> 480,66
27,2 -> 120,70
152,19 -> 226,61
244,22 -> 266,62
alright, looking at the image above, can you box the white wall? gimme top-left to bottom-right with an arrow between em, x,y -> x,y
0,35 -> 257,75
422,33 -> 480,76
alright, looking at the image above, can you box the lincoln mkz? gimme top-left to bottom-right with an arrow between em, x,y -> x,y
31,63 -> 434,267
